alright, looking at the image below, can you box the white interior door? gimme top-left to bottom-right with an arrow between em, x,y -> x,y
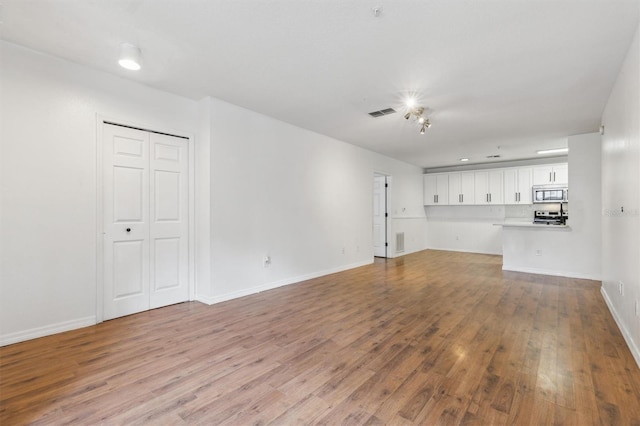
373,175 -> 387,257
103,123 -> 188,320
149,132 -> 189,309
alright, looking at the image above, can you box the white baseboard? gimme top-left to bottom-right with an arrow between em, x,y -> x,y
1,316 -> 96,347
195,259 -> 373,306
502,265 -> 601,281
601,287 -> 640,369
426,246 -> 502,256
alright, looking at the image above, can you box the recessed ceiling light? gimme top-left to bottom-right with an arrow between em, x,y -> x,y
537,148 -> 568,155
119,43 -> 142,71
460,158 -> 469,162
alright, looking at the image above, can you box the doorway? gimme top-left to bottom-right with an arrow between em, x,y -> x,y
373,174 -> 388,257
100,122 -> 191,320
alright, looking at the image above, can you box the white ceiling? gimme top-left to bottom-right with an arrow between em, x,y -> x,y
1,0 -> 638,168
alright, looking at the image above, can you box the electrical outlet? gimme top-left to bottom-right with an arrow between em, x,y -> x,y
263,255 -> 271,267
535,249 -> 542,256
455,235 -> 459,241
618,280 -> 624,296
635,300 -> 639,317
341,247 -> 345,255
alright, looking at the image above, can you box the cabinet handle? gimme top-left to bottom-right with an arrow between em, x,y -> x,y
553,171 -> 556,182
549,172 -> 552,182
461,194 -> 464,203
436,194 -> 438,203
489,193 -> 492,202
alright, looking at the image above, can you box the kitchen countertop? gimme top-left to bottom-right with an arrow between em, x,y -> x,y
494,220 -> 571,230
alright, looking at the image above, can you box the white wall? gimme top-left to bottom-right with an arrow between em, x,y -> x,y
196,97 -> 427,303
0,41 -> 200,344
601,25 -> 640,367
425,205 -> 504,255
195,97 -> 212,299
502,132 -> 602,279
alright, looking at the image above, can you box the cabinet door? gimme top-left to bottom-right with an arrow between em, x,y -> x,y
552,164 -> 568,184
487,170 -> 503,204
533,164 -> 568,185
518,168 -> 532,204
460,172 -> 475,204
533,166 -> 553,185
448,173 -> 460,204
423,174 -> 437,205
474,171 -> 489,204
503,169 -> 518,204
436,174 -> 449,204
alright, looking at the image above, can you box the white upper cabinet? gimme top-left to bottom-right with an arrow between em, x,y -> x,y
532,163 -> 568,185
423,174 -> 449,205
504,167 -> 533,204
448,172 -> 475,204
474,169 -> 503,204
424,163 -> 564,207
553,164 -> 568,184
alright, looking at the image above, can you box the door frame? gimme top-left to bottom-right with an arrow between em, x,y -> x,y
373,172 -> 391,258
96,114 -> 196,323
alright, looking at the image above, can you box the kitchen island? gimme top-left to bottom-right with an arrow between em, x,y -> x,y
493,220 -> 601,279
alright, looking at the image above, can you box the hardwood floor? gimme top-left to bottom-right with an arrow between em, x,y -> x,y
2,250 -> 640,425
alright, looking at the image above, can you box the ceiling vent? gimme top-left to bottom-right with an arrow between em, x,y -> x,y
486,154 -> 501,159
368,108 -> 397,118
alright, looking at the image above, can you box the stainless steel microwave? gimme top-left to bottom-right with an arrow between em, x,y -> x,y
532,185 -> 568,203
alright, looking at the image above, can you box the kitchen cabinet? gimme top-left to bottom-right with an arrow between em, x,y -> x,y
423,174 -> 449,205
504,167 -> 533,204
474,169 -> 503,204
533,164 -> 568,185
448,172 -> 475,204
423,162 -> 564,207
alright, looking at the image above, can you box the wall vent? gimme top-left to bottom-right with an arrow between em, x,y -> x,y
486,154 -> 501,159
368,108 -> 397,118
396,232 -> 405,253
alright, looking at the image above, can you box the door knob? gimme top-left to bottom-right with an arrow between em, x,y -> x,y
126,228 -> 131,233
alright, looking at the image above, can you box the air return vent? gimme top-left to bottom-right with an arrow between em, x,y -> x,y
486,154 -> 501,159
368,108 -> 397,118
396,232 -> 405,253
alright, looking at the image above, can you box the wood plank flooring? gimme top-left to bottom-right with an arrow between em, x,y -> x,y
2,249 -> 640,425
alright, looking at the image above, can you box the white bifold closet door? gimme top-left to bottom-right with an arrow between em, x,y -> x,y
103,123 -> 189,320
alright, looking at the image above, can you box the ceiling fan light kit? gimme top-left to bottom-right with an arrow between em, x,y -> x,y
404,104 -> 431,135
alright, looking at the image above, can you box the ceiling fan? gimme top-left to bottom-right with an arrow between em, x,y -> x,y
404,106 -> 431,135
